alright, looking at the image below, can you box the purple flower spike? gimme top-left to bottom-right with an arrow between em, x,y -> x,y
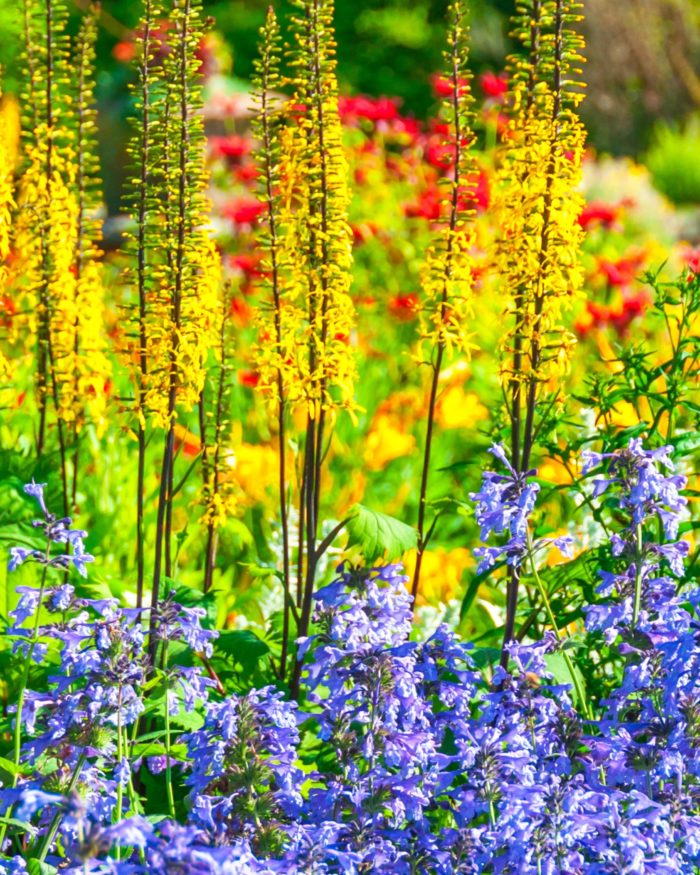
23,480 -> 49,517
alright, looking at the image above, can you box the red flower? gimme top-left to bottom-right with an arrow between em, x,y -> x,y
424,135 -> 454,170
389,292 -> 419,321
681,246 -> 700,275
229,252 -> 263,277
221,198 -> 265,227
578,200 -> 624,231
595,251 -> 646,287
209,134 -> 251,162
479,71 -> 508,101
0,294 -> 16,329
238,370 -> 260,388
577,288 -> 651,337
113,40 -> 136,63
229,295 -> 252,325
234,162 -> 258,185
339,95 -> 399,125
430,74 -> 469,99
351,222 -> 379,246
458,169 -> 490,213
404,189 -> 441,222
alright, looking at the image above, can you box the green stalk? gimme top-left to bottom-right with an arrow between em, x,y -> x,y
113,690 -> 124,861
164,696 -> 176,820
0,552 -> 51,849
632,522 -> 644,628
525,530 -> 591,719
37,751 -> 87,862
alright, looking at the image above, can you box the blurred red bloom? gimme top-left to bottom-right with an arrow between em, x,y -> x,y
404,188 -> 441,222
112,40 -> 136,62
681,246 -> 700,275
351,222 -> 380,245
389,292 -> 419,320
479,71 -> 508,101
221,198 -> 265,226
210,134 -> 251,162
238,370 -> 260,388
339,95 -> 400,124
578,200 -> 626,231
577,288 -> 652,337
596,250 -> 646,287
458,169 -> 490,213
229,253 -> 263,277
0,295 -> 15,329
430,74 -> 470,99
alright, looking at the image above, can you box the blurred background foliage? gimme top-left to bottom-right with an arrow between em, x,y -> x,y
1,0 -> 700,205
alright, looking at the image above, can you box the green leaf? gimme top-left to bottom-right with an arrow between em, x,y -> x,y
672,431 -> 700,456
544,651 -> 587,709
346,504 -> 417,563
460,562 -> 506,620
0,755 -> 23,778
26,860 -> 57,875
216,629 -> 270,672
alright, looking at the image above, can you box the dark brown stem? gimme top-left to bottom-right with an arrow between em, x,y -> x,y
258,32 -> 292,674
150,0 -> 192,658
502,0 -> 565,667
412,7 -> 464,602
36,0 -> 55,459
134,0 -> 153,609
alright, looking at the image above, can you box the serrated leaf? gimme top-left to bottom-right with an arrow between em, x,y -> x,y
672,431 -> 700,455
216,629 -> 270,672
346,504 -> 417,563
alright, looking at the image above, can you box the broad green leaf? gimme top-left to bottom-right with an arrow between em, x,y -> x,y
346,504 -> 417,563
544,651 -> 587,709
216,629 -> 270,672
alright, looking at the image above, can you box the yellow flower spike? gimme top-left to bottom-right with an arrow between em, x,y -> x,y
413,0 -> 479,601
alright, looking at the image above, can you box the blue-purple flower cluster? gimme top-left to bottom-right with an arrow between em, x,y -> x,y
1,441 -> 699,873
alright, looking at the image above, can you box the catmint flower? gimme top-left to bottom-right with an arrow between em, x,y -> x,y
8,482 -> 95,578
469,445 -> 574,576
150,591 -> 218,658
183,687 -> 303,852
582,438 -> 687,539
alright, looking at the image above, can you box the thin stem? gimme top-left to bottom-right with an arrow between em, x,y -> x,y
413,353 -> 443,601
632,523 -> 644,628
0,553 -> 51,850
163,679 -> 176,819
525,529 -> 591,718
150,0 -> 192,649
134,0 -> 153,610
413,6 -> 465,602
37,752 -> 87,862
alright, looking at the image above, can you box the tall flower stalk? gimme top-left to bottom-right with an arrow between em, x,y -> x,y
253,0 -> 355,691
494,0 -> 586,664
68,5 -> 111,505
123,0 -> 221,619
412,0 -> 478,602
123,0 -> 160,609
14,1 -> 110,515
252,8 -> 294,675
199,285 -> 237,594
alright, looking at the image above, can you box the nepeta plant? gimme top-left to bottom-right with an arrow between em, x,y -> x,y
2,435 -> 699,872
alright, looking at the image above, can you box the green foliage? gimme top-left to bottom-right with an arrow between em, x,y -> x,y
646,115 -> 700,205
346,503 -> 418,563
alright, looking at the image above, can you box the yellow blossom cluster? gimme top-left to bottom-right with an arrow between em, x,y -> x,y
495,0 -> 587,395
0,95 -> 18,393
126,0 -> 222,432
254,0 -> 356,424
418,1 -> 478,364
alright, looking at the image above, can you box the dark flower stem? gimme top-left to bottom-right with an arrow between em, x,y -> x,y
412,6 -> 464,603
